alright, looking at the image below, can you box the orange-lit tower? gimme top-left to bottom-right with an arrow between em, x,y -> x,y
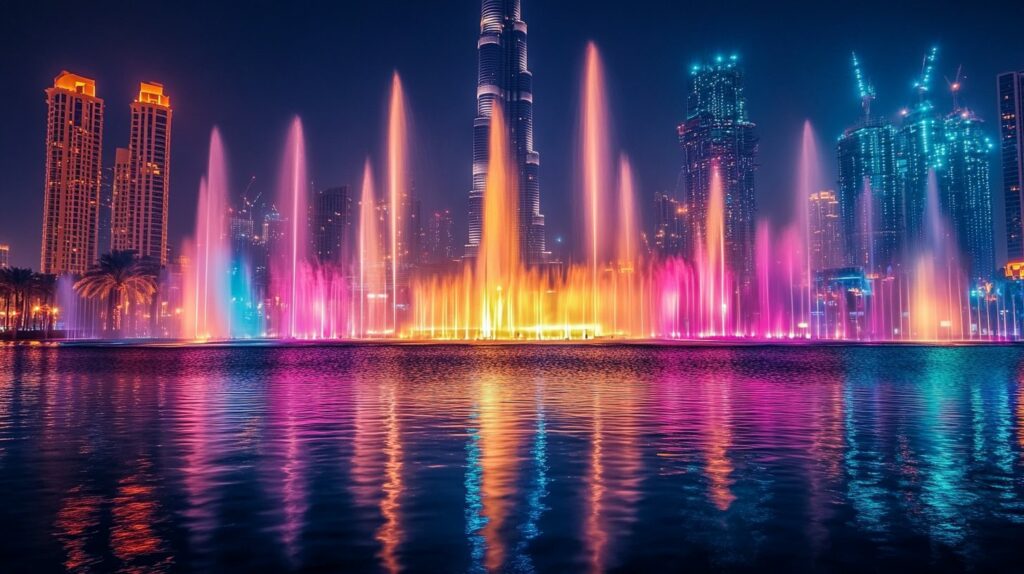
112,82 -> 172,263
41,71 -> 105,275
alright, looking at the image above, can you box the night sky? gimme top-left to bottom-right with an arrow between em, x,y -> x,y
1,0 -> 1022,269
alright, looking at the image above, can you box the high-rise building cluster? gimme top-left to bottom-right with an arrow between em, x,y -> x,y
41,72 -> 173,275
662,47 -> 1007,289
835,49 -> 996,279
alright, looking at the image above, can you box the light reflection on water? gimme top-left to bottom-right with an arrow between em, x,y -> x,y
1,344 -> 1024,572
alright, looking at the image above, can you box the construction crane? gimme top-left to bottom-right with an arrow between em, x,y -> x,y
852,52 -> 876,120
945,64 -> 964,112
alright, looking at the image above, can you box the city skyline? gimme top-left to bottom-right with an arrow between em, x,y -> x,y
1,0 -> 1022,270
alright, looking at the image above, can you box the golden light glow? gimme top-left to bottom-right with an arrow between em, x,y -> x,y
53,71 -> 97,97
136,82 -> 170,107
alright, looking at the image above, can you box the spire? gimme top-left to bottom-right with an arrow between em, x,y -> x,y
851,52 -> 876,120
913,45 -> 939,104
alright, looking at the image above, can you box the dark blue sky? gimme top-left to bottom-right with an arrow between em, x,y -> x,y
1,0 -> 1022,268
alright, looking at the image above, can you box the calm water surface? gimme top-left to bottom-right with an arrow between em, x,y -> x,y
1,344 -> 1024,573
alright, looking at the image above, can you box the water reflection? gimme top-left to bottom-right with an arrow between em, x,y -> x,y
0,345 -> 1023,572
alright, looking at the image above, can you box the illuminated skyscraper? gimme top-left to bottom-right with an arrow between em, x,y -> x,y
837,120 -> 900,270
0,244 -> 9,268
999,71 -> 1024,262
895,47 -> 944,251
678,55 -> 757,282
942,107 -> 994,278
111,82 -> 172,263
808,190 -> 843,271
41,71 -> 104,275
837,53 -> 900,271
311,186 -> 353,265
466,0 -> 546,263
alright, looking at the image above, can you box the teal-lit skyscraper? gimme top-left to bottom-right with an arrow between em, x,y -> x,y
999,71 -> 1024,263
677,55 -> 757,281
895,47 -> 945,252
837,53 -> 900,271
942,107 -> 995,278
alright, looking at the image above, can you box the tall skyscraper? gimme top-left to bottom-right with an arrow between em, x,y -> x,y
677,55 -> 757,281
943,107 -> 994,278
999,71 -> 1024,263
0,244 -> 9,268
808,190 -> 843,271
311,186 -> 353,265
466,0 -> 546,263
837,121 -> 900,270
41,71 -> 104,275
837,53 -> 900,271
111,82 -> 172,263
895,47 -> 944,251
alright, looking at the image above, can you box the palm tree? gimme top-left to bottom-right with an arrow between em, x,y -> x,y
31,273 -> 57,334
0,270 -> 11,333
0,267 -> 36,338
74,251 -> 158,336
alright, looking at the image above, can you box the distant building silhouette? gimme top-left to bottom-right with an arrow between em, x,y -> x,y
311,186 -> 353,265
808,190 -> 843,271
652,192 -> 688,257
427,209 -> 456,263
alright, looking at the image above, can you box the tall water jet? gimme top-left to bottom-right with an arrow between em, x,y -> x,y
616,155 -> 641,335
796,120 -> 820,336
387,72 -> 409,335
358,160 -> 388,337
270,118 -> 309,339
702,166 -> 728,336
617,155 -> 638,267
910,170 -> 965,340
476,104 -> 520,338
581,42 -> 613,332
183,129 -> 232,340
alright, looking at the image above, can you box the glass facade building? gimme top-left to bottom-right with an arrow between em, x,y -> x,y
677,56 -> 758,283
943,109 -> 994,277
466,0 -> 546,263
999,71 -> 1024,263
837,118 -> 900,271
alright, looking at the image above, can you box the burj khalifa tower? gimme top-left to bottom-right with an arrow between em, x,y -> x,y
465,0 -> 547,263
